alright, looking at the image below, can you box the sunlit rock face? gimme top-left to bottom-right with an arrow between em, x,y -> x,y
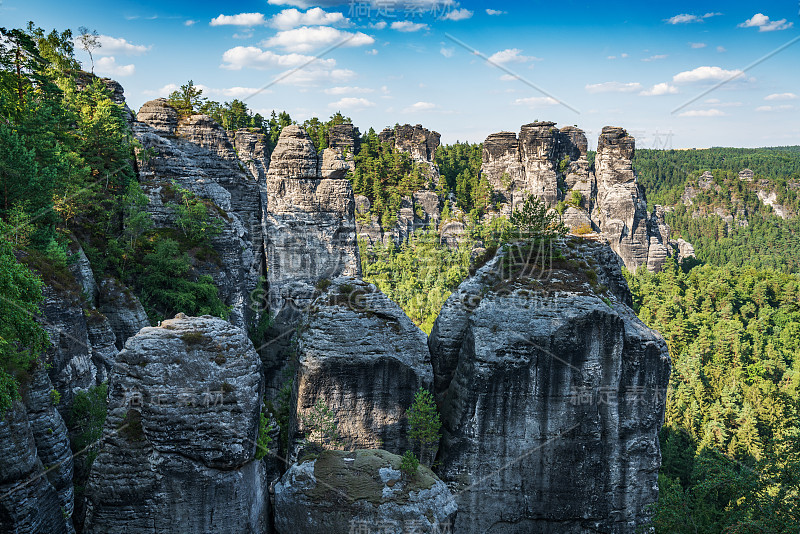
430,239 -> 671,533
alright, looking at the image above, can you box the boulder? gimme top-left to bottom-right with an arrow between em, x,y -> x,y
274,449 -> 457,534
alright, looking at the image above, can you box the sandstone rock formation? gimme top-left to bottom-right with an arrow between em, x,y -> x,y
291,278 -> 433,456
327,123 -> 360,153
481,123 -> 690,271
274,449 -> 457,534
263,125 -> 360,325
134,101 -> 266,328
379,124 -> 440,163
429,238 -> 671,533
83,315 -> 269,533
232,128 -> 271,182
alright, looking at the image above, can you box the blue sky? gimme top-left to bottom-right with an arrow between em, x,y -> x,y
4,0 -> 799,148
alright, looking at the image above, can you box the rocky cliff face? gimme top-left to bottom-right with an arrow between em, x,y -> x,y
481,123 -> 692,271
379,124 -> 441,164
263,125 -> 361,324
134,101 -> 265,328
83,315 -> 269,533
291,278 -> 433,456
429,238 -> 671,533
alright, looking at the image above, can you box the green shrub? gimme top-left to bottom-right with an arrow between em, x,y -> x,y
407,388 -> 441,466
255,411 -> 274,460
71,383 -> 108,468
400,450 -> 419,479
50,388 -> 61,405
509,195 -> 568,242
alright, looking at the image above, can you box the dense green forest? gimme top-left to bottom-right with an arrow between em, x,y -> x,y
627,261 -> 800,532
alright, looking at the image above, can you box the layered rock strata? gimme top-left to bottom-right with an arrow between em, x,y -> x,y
429,238 -> 671,533
83,315 -> 268,533
291,278 -> 433,456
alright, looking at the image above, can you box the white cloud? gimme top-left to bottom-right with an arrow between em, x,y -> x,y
486,9 -> 506,15
263,27 -> 374,53
275,66 -> 356,86
514,96 -> 559,107
765,92 -> 797,101
705,98 -> 720,103
329,97 -> 375,110
717,46 -> 726,52
689,42 -> 706,49
184,20 -> 197,27
488,48 -> 539,64
441,8 -> 473,21
440,47 -> 454,58
756,104 -> 795,112
205,86 -> 265,99
403,101 -> 436,113
366,49 -> 378,55
642,54 -> 668,62
210,13 -> 267,27
666,12 -> 721,24
269,8 -> 350,29
672,66 -> 745,84
75,35 -> 151,56
369,21 -> 387,30
499,74 -> 517,82
221,46 -> 337,70
739,13 -> 793,32
621,53 -> 629,58
324,86 -> 374,95
585,81 -> 642,93
607,56 -> 617,60
640,83 -> 679,96
678,109 -> 726,117
391,21 -> 429,32
95,56 -> 135,76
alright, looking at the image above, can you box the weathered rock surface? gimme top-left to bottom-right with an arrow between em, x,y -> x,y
291,278 -> 433,455
134,101 -> 265,328
233,128 -> 270,182
481,123 -> 687,271
327,123 -> 360,153
274,449 -> 457,534
135,98 -> 177,136
98,278 -> 149,350
0,400 -> 71,534
263,125 -> 360,330
83,315 -> 268,533
379,124 -> 440,163
429,238 -> 671,533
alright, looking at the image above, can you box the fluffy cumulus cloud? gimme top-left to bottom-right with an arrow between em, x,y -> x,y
210,13 -> 267,26
665,12 -> 721,24
765,93 -> 797,101
269,8 -> 351,29
678,109 -> 726,117
488,48 -> 539,64
756,104 -> 795,112
441,8 -> 473,21
440,47 -> 454,58
672,66 -> 745,84
221,46 -> 337,70
486,9 -> 506,15
739,13 -> 793,32
391,21 -> 429,32
328,97 -> 376,110
263,27 -> 374,53
403,101 -> 436,113
585,81 -> 642,93
642,54 -> 668,62
689,42 -> 707,49
514,96 -> 559,107
640,83 -> 679,96
275,66 -> 355,86
95,56 -> 135,76
91,35 -> 151,55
